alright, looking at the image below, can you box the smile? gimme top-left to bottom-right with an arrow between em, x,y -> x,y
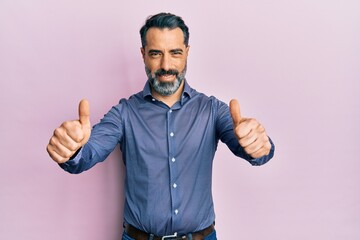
157,74 -> 176,81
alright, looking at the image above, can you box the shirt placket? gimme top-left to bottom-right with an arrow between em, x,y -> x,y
167,108 -> 180,233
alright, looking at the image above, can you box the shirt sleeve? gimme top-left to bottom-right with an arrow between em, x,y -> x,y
215,98 -> 275,166
59,104 -> 124,174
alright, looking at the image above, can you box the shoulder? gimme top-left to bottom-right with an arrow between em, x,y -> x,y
100,91 -> 144,122
113,91 -> 144,109
192,89 -> 228,109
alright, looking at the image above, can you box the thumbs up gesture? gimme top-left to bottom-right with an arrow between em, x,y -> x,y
46,99 -> 91,163
229,99 -> 271,159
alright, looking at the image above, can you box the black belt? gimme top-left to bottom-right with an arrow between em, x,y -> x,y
124,223 -> 215,240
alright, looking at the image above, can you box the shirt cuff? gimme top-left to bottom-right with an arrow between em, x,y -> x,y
247,137 -> 275,166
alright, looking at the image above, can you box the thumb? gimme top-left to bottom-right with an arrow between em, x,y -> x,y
229,99 -> 242,126
78,99 -> 91,128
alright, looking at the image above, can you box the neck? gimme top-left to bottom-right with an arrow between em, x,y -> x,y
151,81 -> 185,108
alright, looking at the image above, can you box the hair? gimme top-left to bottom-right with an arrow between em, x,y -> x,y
140,13 -> 190,48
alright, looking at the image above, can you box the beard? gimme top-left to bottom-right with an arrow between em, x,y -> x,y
145,64 -> 187,96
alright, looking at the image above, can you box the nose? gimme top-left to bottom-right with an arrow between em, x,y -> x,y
160,53 -> 171,71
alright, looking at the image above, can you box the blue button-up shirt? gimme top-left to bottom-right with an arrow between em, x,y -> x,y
60,80 -> 275,236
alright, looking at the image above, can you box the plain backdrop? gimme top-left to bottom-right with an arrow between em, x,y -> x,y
1,0 -> 359,239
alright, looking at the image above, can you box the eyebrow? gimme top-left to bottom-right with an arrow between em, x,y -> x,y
148,49 -> 162,54
170,48 -> 183,53
147,49 -> 184,54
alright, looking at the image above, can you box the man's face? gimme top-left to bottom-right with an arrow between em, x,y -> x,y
141,27 -> 189,96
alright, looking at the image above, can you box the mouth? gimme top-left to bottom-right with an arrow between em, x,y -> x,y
157,74 -> 176,81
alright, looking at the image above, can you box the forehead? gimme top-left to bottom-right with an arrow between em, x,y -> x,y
145,27 -> 185,49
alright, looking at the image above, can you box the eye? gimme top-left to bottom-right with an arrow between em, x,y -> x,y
150,52 -> 159,56
149,51 -> 162,58
171,51 -> 183,58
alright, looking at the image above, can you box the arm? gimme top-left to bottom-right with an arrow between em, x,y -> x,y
216,99 -> 275,166
47,100 -> 124,173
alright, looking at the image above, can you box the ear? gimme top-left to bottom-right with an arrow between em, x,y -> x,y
185,45 -> 190,56
141,47 -> 145,59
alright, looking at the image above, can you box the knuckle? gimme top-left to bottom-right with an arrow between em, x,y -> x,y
248,118 -> 256,123
260,149 -> 269,157
46,144 -> 52,154
62,121 -> 71,128
56,157 -> 67,164
265,141 -> 271,150
49,137 -> 57,146
255,131 -> 265,139
263,135 -> 269,142
69,142 -> 79,151
63,151 -> 73,159
57,149 -> 70,160
249,118 -> 259,127
63,121 -> 79,131
48,150 -> 62,163
244,145 -> 252,154
54,128 -> 62,136
52,156 -> 61,163
73,133 -> 83,143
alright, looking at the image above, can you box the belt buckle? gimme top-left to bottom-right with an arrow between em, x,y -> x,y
161,232 -> 178,240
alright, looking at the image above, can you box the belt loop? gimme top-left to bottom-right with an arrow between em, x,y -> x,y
148,233 -> 154,240
187,233 -> 193,240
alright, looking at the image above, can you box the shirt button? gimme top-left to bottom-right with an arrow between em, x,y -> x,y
171,157 -> 176,162
173,183 -> 177,188
175,209 -> 179,215
170,132 -> 174,137
152,98 -> 155,102
169,109 -> 172,113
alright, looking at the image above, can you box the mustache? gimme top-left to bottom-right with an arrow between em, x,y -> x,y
155,69 -> 179,77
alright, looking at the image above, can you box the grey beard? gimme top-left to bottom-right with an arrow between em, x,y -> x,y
146,66 -> 187,96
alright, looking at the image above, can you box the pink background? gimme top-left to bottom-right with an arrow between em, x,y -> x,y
1,0 -> 359,239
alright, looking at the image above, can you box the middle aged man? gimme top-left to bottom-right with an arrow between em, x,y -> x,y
47,13 -> 275,240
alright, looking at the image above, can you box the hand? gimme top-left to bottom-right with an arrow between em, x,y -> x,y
46,99 -> 91,163
229,99 -> 271,159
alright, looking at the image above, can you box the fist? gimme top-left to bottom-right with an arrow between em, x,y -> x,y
46,99 -> 91,163
229,99 -> 271,159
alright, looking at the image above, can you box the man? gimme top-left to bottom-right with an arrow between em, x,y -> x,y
47,13 -> 275,240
